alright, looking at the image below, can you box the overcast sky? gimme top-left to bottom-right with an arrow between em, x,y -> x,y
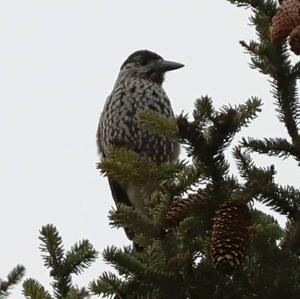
1,1 -> 299,298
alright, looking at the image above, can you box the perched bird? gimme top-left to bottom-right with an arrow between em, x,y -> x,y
97,50 -> 183,235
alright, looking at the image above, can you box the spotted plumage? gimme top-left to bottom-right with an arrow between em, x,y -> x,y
97,50 -> 183,237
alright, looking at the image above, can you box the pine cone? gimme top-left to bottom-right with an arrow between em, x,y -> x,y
271,0 -> 300,43
165,188 -> 209,226
289,25 -> 300,53
210,201 -> 250,275
0,281 -> 10,292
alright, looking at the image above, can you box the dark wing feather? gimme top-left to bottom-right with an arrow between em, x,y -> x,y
108,179 -> 135,240
96,117 -> 103,156
108,178 -> 132,207
97,116 -> 135,240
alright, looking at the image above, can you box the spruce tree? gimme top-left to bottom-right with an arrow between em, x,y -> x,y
90,0 -> 300,298
10,0 -> 300,298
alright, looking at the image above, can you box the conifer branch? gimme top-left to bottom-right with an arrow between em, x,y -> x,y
102,245 -> 178,296
257,183 -> 298,217
193,96 -> 215,126
102,246 -> 145,275
98,147 -> 185,192
166,164 -> 205,197
65,287 -> 90,299
144,242 -> 166,274
6,265 -> 25,287
178,98 -> 261,187
233,146 -> 256,180
23,279 -> 54,299
242,137 -> 299,159
24,225 -> 97,299
109,204 -> 163,238
39,225 -> 71,298
177,114 -> 229,184
137,109 -> 178,138
234,147 -> 298,216
64,240 -> 98,275
206,98 -> 261,155
90,272 -> 125,298
251,210 -> 283,245
39,225 -> 65,271
227,0 -> 277,14
0,265 -> 25,299
235,0 -> 300,142
235,97 -> 262,127
291,61 -> 300,80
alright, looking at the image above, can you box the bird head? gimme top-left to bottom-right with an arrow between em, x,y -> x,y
120,50 -> 184,84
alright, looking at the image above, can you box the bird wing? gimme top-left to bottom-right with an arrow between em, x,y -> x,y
108,178 -> 135,240
96,113 -> 104,157
108,178 -> 132,208
96,93 -> 133,209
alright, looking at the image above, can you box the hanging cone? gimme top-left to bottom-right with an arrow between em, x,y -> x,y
0,281 -> 10,292
289,25 -> 300,54
165,188 -> 209,226
210,201 -> 250,275
271,0 -> 300,43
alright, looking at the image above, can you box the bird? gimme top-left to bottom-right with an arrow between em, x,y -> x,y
97,50 -> 183,238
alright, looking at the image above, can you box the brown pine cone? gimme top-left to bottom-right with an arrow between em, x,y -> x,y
289,25 -> 300,53
0,281 -> 10,292
210,201 -> 251,275
271,0 -> 300,43
165,188 -> 209,226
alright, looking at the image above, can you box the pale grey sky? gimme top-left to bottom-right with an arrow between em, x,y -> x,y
1,1 -> 299,298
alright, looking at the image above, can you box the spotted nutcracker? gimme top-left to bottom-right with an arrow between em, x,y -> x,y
97,50 -> 183,225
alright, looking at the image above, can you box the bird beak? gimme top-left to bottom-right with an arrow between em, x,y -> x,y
152,59 -> 184,72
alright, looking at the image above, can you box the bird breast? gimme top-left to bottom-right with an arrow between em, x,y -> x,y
98,78 -> 180,163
